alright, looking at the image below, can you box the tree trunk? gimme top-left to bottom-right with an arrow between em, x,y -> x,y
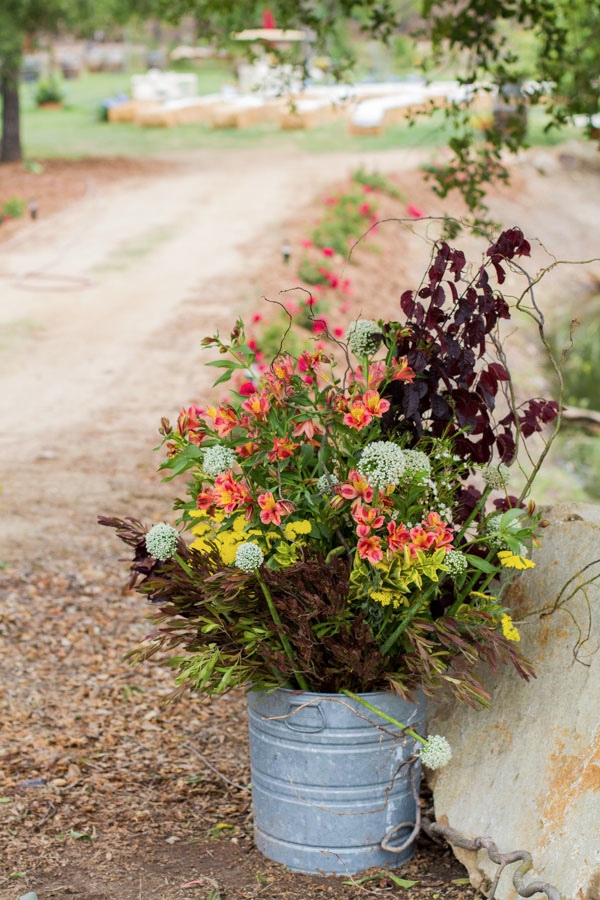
1,61 -> 23,163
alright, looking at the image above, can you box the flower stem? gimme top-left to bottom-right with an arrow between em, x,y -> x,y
380,582 -> 437,656
341,690 -> 426,746
255,572 -> 310,692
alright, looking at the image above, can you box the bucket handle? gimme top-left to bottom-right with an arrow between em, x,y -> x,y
284,699 -> 327,733
381,757 -> 420,854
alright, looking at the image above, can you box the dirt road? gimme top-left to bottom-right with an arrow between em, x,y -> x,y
0,142 -> 599,566
0,146 -> 436,564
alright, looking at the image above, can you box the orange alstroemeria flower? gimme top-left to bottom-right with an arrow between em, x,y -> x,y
390,356 -> 416,382
241,392 -> 271,421
423,511 -> 454,550
343,401 -> 373,431
336,470 -> 374,504
357,535 -> 384,564
352,504 -> 385,538
267,437 -> 299,462
362,390 -> 391,417
213,471 -> 251,513
257,491 -> 295,526
292,418 -> 324,441
408,526 -> 436,556
212,405 -> 239,438
387,520 -> 411,552
236,441 -> 260,459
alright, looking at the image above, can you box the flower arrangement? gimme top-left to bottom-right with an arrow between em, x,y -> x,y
100,228 -> 559,721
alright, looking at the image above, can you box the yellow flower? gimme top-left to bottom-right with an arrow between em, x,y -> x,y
189,537 -> 213,553
283,520 -> 312,540
371,589 -> 397,608
498,550 -> 536,570
232,515 -> 247,533
500,613 -> 521,642
219,540 -> 241,565
191,520 -> 213,537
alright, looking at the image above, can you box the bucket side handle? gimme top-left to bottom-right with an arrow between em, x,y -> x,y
284,699 -> 327,733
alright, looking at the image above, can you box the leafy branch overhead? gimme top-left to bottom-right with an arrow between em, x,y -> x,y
156,0 -> 599,222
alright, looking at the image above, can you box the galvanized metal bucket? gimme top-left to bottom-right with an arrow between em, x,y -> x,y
247,687 -> 425,875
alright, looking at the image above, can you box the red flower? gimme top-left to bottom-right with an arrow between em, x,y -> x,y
238,381 -> 257,396
322,246 -> 335,257
407,203 -> 424,219
312,319 -> 328,335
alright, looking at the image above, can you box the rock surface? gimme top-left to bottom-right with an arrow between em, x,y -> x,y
428,503 -> 600,900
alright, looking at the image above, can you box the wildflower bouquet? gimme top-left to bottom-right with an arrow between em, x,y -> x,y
100,227 -> 559,708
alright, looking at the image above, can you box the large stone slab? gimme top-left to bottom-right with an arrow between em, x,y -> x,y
427,503 -> 600,900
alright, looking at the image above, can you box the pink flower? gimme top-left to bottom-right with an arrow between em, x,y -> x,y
357,535 -> 384,564
312,319 -> 328,335
252,313 -> 263,323
407,203 -> 424,219
336,470 -> 374,505
333,327 -> 345,338
343,401 -> 373,431
257,491 -> 294,525
352,504 -> 385,538
322,247 -> 335,257
301,239 -> 313,248
238,381 -> 257,396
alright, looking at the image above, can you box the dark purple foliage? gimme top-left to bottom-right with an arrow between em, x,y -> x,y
382,229 -> 558,473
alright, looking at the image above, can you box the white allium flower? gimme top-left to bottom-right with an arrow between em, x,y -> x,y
402,450 -> 431,480
445,549 -> 468,578
316,472 -> 339,494
345,319 -> 382,356
145,523 -> 179,561
420,734 -> 453,770
358,441 -> 406,490
234,542 -> 264,572
202,443 -> 237,478
482,463 -> 511,490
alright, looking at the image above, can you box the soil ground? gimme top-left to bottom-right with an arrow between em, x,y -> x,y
1,141 -> 599,900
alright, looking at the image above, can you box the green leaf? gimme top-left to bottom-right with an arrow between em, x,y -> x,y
465,553 -> 498,574
452,877 -> 472,885
205,359 -> 242,369
68,830 -> 92,841
386,873 -> 419,888
0,797 -> 12,803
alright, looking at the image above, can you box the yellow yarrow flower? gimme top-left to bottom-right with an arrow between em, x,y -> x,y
500,613 -> 521,642
191,520 -> 214,537
283,520 -> 312,540
371,589 -> 398,608
498,550 -> 536,570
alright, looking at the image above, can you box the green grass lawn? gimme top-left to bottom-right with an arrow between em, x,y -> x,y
18,68 -> 583,161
